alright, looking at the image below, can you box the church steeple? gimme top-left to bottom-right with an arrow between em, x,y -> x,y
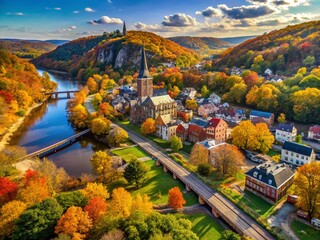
123,21 -> 127,36
138,44 -> 152,79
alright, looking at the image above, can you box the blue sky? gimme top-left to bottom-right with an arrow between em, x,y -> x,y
0,0 -> 319,40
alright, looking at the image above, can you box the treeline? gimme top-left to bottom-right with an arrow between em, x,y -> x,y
0,51 -> 57,135
215,20 -> 320,75
152,66 -> 320,124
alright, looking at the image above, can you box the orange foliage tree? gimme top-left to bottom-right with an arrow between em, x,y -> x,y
168,186 -> 186,209
55,206 -> 93,240
141,118 -> 156,135
84,197 -> 107,224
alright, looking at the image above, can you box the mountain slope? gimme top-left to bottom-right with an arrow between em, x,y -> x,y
32,31 -> 199,80
168,36 -> 232,49
0,40 -> 57,58
215,20 -> 320,75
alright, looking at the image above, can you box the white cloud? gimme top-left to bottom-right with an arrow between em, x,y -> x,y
196,6 -> 222,18
85,7 -> 95,12
108,0 -> 113,3
54,7 -> 62,11
162,13 -> 198,27
73,11 -> 79,14
247,0 -> 310,10
6,12 -> 24,16
88,16 -> 123,25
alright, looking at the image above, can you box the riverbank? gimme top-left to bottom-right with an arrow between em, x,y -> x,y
0,97 -> 49,152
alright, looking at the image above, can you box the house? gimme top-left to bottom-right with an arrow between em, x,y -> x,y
235,109 -> 246,123
264,68 -> 272,76
177,87 -> 197,100
281,141 -> 316,166
275,124 -> 297,143
198,102 -> 218,117
245,162 -> 295,204
250,110 -> 274,126
176,122 -> 189,141
208,93 -> 221,105
206,118 -> 228,142
308,125 -> 320,141
188,118 -> 209,143
155,114 -> 181,141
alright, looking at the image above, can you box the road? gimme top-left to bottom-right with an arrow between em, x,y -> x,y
117,123 -> 275,240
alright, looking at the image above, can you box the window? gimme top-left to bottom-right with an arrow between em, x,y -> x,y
301,156 -> 304,160
291,152 -> 293,156
296,160 -> 300,165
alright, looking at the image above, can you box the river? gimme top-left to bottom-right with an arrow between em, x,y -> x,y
9,70 -> 107,177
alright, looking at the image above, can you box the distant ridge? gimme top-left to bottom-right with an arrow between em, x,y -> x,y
168,36 -> 232,49
219,36 -> 256,45
0,38 -> 69,46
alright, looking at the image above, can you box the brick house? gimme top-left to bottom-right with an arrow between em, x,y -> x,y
176,122 -> 189,141
308,125 -> 320,141
275,123 -> 297,143
245,162 -> 295,204
281,141 -> 316,166
198,102 -> 218,117
249,110 -> 274,126
206,118 -> 228,142
187,118 -> 208,143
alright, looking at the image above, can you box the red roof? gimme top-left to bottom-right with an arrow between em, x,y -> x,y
208,118 -> 221,128
310,125 -> 320,134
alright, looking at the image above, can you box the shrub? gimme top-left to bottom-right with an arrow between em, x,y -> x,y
197,163 -> 212,176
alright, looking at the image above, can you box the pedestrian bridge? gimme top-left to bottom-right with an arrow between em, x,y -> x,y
44,90 -> 80,99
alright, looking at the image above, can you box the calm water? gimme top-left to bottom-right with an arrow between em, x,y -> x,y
9,70 -> 107,176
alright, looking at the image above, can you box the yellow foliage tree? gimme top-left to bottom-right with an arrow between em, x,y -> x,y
55,206 -> 93,240
109,187 -> 132,219
131,194 -> 153,216
231,120 -> 258,150
0,200 -> 27,238
141,118 -> 156,135
185,99 -> 198,111
86,77 -> 98,93
189,143 -> 208,166
295,162 -> 320,218
255,123 -> 275,153
80,182 -> 110,200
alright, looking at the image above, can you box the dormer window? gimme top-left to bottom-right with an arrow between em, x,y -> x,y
268,179 -> 272,185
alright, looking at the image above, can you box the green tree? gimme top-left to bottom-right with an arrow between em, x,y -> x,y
303,55 -> 315,67
220,230 -> 241,240
124,158 -> 149,189
295,135 -> 303,144
106,127 -> 128,146
200,85 -> 210,98
223,82 -> 247,104
90,151 -> 121,183
56,191 -> 87,211
170,135 -> 183,152
12,198 -> 63,240
197,163 -> 212,176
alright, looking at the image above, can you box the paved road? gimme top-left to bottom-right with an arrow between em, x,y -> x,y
117,123 -> 275,240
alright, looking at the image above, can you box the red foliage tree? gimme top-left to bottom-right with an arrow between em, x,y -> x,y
0,177 -> 19,204
242,71 -> 261,88
168,186 -> 186,209
84,197 -> 107,223
0,91 -> 13,104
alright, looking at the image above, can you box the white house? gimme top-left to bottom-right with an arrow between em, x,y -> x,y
208,92 -> 221,105
275,123 -> 297,143
155,114 -> 181,141
308,125 -> 320,141
264,68 -> 273,76
281,141 -> 316,166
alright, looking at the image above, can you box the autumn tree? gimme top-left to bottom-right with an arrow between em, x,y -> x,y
90,151 -> 121,183
80,182 -> 110,200
0,146 -> 26,177
55,206 -> 93,240
168,86 -> 181,99
295,135 -> 303,144
33,158 -> 69,194
84,197 -> 107,224
189,143 -> 208,165
67,104 -> 89,129
124,158 -> 149,189
99,102 -> 115,119
86,77 -> 98,93
91,117 -> 111,136
106,127 -> 128,146
109,187 -> 132,219
0,177 -> 19,205
185,99 -> 198,111
277,113 -> 286,123
231,121 -> 258,150
255,123 -> 275,153
295,162 -> 320,218
170,135 -> 183,152
168,186 -> 186,209
223,82 -> 247,104
201,85 -> 210,98
141,118 -> 156,135
242,70 -> 262,88
0,200 -> 27,238
12,198 -> 63,240
211,144 -> 245,178
131,194 -> 153,216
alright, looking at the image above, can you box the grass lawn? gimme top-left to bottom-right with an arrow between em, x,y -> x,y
119,120 -> 141,133
267,149 -> 280,157
184,213 -> 225,240
111,146 -> 148,162
131,160 -> 198,206
181,143 -> 193,154
291,219 -> 320,240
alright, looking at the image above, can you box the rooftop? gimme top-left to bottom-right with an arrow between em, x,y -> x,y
189,118 -> 209,128
276,123 -> 295,133
250,110 -> 273,119
137,44 -> 152,79
282,141 -> 313,156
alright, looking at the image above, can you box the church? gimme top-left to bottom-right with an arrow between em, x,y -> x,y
130,45 -> 177,124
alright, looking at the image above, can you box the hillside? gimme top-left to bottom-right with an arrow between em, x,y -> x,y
219,36 -> 256,45
0,40 -> 57,58
168,36 -> 232,49
32,31 -> 199,80
215,20 -> 320,75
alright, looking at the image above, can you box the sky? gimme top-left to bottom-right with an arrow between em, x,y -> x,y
0,0 -> 319,40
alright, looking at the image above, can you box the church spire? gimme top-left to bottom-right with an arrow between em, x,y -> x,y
138,44 -> 152,79
123,21 -> 127,36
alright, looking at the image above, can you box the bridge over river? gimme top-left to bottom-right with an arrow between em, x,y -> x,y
44,90 -> 80,99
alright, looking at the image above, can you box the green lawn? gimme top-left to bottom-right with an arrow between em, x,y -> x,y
291,219 -> 320,240
184,213 -> 225,240
111,146 -> 148,162
131,160 -> 198,206
267,149 -> 280,157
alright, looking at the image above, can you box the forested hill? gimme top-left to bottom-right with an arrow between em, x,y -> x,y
32,31 -> 199,80
168,36 -> 232,49
0,40 -> 57,58
214,20 -> 320,75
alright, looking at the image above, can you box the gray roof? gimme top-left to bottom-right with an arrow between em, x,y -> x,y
137,45 -> 152,79
250,110 -> 273,119
189,118 -> 208,128
246,162 -> 294,188
282,141 -> 313,156
276,123 -> 295,133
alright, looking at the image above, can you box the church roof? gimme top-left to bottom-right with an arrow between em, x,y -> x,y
142,95 -> 174,106
138,45 -> 152,79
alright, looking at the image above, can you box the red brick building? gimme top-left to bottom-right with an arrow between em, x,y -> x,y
176,123 -> 189,141
187,118 -> 208,143
245,162 -> 294,204
206,118 -> 228,142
